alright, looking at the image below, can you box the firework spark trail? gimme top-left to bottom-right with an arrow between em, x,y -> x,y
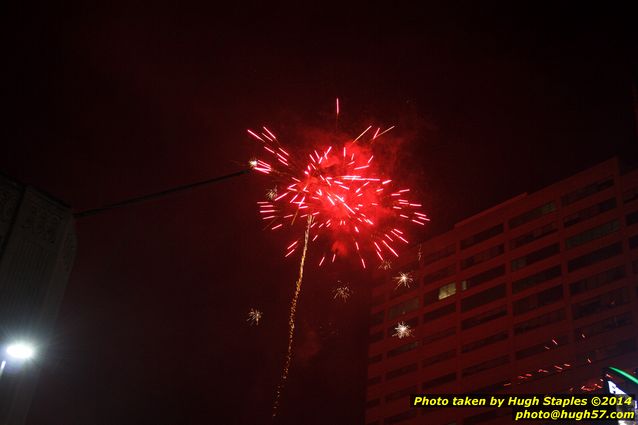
272,215 -> 312,418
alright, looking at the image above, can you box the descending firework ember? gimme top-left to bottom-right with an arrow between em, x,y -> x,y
394,271 -> 414,289
393,322 -> 412,339
248,124 -> 428,269
333,283 -> 352,301
378,259 -> 392,270
247,308 -> 263,326
266,187 -> 278,200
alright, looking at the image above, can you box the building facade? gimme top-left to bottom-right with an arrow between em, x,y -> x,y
0,175 -> 76,425
366,158 -> 638,425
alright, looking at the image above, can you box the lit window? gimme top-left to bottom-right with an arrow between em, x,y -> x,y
438,282 -> 456,300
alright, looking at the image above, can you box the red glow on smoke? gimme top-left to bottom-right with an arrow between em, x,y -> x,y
249,121 -> 428,268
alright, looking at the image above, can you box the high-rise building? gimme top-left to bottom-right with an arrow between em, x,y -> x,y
0,174 -> 76,425
366,158 -> 638,425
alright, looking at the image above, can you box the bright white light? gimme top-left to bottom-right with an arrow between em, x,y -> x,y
6,342 -> 35,360
393,322 -> 413,339
394,272 -> 414,289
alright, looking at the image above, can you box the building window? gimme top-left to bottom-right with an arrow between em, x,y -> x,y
369,331 -> 383,343
563,198 -> 616,228
422,372 -> 457,389
470,381 -> 510,394
365,398 -> 380,409
390,279 -> 419,299
438,282 -> 457,300
424,282 -> 458,304
511,243 -> 560,271
575,312 -> 632,342
567,242 -> 623,272
586,338 -> 636,363
422,349 -> 456,367
385,385 -> 418,403
462,355 -> 509,377
569,265 -> 626,295
367,376 -> 382,386
401,260 -> 419,271
561,176 -> 614,206
423,303 -> 456,322
423,264 -> 456,285
461,244 -> 504,270
387,297 -> 419,320
423,288 -> 437,304
386,363 -> 418,381
368,354 -> 382,364
462,305 -> 507,330
461,224 -> 504,250
388,341 -> 420,358
565,219 -> 620,249
515,334 -> 568,360
461,264 -> 506,291
514,309 -> 565,335
510,222 -> 558,250
423,243 -> 456,265
623,186 -> 638,205
509,202 -> 557,229
464,409 -> 506,425
384,410 -> 417,424
370,310 -> 384,326
513,285 -> 563,316
422,326 -> 456,344
461,284 -> 506,312
627,210 -> 638,226
462,331 -> 508,353
571,287 -> 629,320
512,265 -> 561,294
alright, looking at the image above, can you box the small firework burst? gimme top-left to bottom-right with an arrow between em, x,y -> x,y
378,260 -> 392,270
247,308 -> 263,325
333,284 -> 352,301
394,272 -> 414,289
393,322 -> 412,339
266,187 -> 278,200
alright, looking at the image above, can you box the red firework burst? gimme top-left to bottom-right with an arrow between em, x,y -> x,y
248,118 -> 428,269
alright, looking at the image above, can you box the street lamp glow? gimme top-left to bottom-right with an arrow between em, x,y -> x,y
6,342 -> 35,360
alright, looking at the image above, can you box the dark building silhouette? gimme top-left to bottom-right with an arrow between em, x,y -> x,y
0,175 -> 76,425
366,158 -> 638,425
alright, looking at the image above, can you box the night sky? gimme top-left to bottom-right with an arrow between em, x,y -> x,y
3,3 -> 637,424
